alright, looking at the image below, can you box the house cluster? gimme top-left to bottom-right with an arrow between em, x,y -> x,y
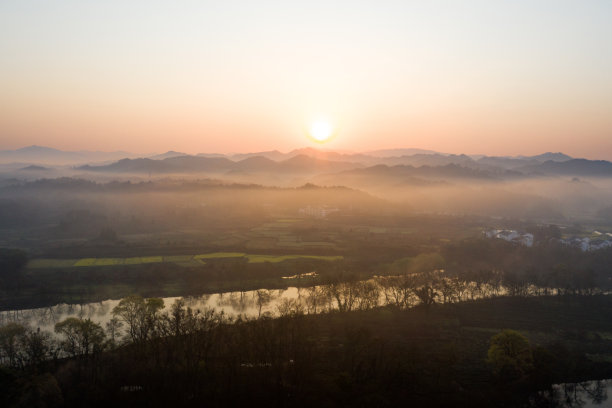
559,234 -> 612,252
484,229 -> 534,247
298,206 -> 339,219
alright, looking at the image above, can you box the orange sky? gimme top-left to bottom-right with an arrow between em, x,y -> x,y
1,1 -> 611,158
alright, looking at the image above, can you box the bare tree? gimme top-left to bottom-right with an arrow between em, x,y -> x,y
55,317 -> 106,357
0,322 -> 26,367
254,289 -> 275,318
112,294 -> 164,343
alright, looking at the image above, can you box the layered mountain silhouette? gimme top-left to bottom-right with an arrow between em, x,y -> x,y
0,145 -> 137,164
519,159 -> 612,176
78,154 -> 362,175
3,145 -> 612,180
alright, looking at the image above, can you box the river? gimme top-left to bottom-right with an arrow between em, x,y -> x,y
0,287 -> 305,333
530,379 -> 612,407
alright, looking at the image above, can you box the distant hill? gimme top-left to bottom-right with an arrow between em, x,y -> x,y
363,157 -> 612,179
79,156 -> 235,173
149,151 -> 189,160
522,159 -> 612,177
19,165 -> 50,171
229,148 -> 375,164
476,156 -> 540,170
365,148 -> 443,157
230,156 -> 279,172
380,154 -> 477,168
313,163 -> 510,190
78,154 -> 361,175
474,153 -> 572,171
339,163 -> 500,180
523,152 -> 572,162
278,154 -> 362,173
163,156 -> 236,172
79,158 -> 166,173
230,150 -> 286,161
7,145 -> 612,181
285,148 -> 375,163
0,145 -> 138,165
196,153 -> 232,158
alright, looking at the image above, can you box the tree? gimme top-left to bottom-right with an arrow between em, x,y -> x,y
304,286 -> 328,314
19,328 -> 52,367
54,317 -> 105,357
161,298 -> 208,337
105,317 -> 123,348
354,281 -> 380,310
0,323 -> 26,367
167,298 -> 186,336
325,281 -> 358,312
254,289 -> 274,318
112,295 -> 164,343
276,298 -> 304,317
12,373 -> 64,408
377,275 -> 416,308
486,329 -> 533,381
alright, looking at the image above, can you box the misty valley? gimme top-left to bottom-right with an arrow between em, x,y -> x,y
4,0 -> 612,405
1,147 -> 612,407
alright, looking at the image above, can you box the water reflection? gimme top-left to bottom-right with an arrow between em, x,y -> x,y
530,380 -> 611,407
0,277 -> 593,336
0,287 -> 304,334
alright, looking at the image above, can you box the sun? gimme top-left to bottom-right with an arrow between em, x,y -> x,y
309,120 -> 333,143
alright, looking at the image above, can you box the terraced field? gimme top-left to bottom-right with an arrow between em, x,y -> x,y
27,252 -> 343,269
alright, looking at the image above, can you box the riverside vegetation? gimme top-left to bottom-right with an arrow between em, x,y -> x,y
3,262 -> 612,407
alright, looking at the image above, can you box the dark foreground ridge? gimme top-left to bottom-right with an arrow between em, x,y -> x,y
2,295 -> 612,407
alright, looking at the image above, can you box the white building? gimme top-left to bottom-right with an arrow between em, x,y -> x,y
484,229 -> 534,247
298,205 -> 339,219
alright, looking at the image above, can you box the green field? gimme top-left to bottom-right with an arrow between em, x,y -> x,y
73,258 -> 97,267
193,252 -> 246,260
27,252 -> 344,269
246,254 -> 343,263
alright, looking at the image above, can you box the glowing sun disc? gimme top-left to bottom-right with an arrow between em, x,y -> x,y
309,121 -> 333,142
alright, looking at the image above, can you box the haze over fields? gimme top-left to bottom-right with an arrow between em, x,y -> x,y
2,145 -> 612,228
2,2 -> 612,407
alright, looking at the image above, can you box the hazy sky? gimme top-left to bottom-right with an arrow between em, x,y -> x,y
1,1 -> 611,158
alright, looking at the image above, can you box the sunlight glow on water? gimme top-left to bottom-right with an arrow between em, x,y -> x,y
0,287 -> 303,333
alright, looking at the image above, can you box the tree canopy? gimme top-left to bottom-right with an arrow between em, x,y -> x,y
487,329 -> 533,380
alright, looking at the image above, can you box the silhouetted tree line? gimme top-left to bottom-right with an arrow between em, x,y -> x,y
3,293 -> 611,407
441,238 -> 610,295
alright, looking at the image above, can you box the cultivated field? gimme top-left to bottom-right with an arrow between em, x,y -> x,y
27,252 -> 344,269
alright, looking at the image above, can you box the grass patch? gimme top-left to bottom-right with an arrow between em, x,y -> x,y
140,256 -> 163,264
27,253 -> 342,270
194,252 -> 246,260
94,258 -> 124,266
74,258 -> 96,267
246,254 -> 343,263
163,255 -> 194,263
125,257 -> 143,265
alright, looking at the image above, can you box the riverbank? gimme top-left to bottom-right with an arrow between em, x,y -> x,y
3,295 -> 612,407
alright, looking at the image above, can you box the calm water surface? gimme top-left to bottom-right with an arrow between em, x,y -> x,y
0,287 -> 305,333
531,380 -> 612,407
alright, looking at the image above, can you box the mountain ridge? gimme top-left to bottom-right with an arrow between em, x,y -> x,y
5,145 -> 612,179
